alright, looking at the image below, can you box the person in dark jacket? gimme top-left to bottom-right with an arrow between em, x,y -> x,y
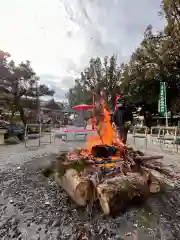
144,111 -> 152,129
113,99 -> 133,144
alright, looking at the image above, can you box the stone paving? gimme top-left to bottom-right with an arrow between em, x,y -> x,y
0,134 -> 84,170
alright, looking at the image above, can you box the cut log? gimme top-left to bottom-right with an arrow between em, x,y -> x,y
96,172 -> 150,215
140,167 -> 161,193
142,162 -> 173,177
134,155 -> 163,162
142,166 -> 175,188
54,169 -> 93,206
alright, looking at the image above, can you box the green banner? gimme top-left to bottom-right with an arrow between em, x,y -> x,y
158,82 -> 167,117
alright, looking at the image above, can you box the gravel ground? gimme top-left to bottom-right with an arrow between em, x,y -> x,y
0,135 -> 180,239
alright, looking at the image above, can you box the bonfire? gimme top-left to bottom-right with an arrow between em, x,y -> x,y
43,92 -> 175,216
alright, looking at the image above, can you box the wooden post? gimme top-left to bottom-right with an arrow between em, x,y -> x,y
92,92 -> 95,130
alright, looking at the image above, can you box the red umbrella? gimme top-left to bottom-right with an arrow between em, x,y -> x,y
72,104 -> 94,111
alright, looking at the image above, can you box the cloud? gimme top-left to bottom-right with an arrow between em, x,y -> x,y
0,0 -> 165,100
40,74 -> 74,88
40,73 -> 74,100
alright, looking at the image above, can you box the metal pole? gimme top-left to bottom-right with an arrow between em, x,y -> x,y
36,81 -> 41,123
83,74 -> 85,103
164,82 -> 168,127
36,80 -> 41,146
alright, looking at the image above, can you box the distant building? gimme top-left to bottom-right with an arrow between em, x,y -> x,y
41,99 -> 63,112
40,99 -> 65,121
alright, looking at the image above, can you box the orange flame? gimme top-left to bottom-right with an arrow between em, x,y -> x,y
86,97 -> 124,155
75,97 -> 125,167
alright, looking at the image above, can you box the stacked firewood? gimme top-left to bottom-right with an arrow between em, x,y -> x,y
43,145 -> 175,215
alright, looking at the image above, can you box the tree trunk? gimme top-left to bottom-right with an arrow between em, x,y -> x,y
18,106 -> 26,126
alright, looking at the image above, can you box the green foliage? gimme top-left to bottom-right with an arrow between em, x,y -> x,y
67,55 -> 120,108
66,77 -> 92,107
0,51 -> 55,124
67,1 -> 180,113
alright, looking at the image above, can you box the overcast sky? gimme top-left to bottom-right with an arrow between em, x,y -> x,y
0,0 -> 165,100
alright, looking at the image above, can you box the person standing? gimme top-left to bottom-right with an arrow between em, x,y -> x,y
144,111 -> 152,130
113,98 -> 133,144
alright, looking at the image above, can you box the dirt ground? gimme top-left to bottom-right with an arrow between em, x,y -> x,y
0,135 -> 180,239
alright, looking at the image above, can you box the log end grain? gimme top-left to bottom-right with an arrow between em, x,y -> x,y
54,170 -> 93,206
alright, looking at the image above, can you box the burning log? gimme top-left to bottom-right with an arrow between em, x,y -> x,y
45,145 -> 175,216
49,148 -> 167,215
41,140 -> 178,217
91,144 -> 118,158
